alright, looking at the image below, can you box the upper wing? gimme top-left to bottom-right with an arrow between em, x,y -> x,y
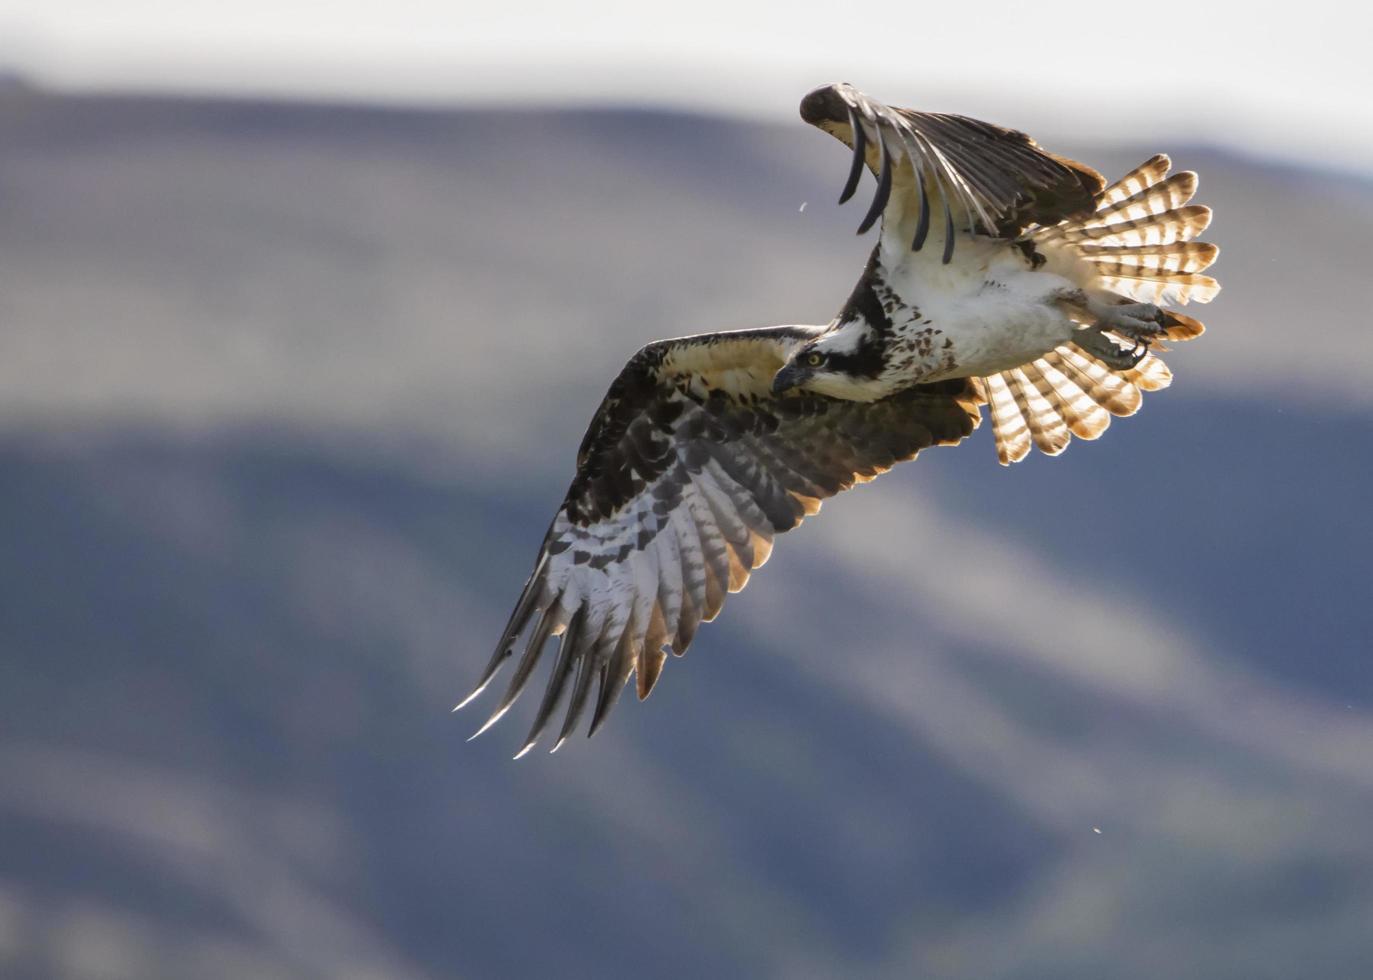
460,327 -> 983,755
800,82 -> 1104,262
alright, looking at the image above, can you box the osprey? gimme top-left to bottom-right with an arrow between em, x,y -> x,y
460,83 -> 1219,755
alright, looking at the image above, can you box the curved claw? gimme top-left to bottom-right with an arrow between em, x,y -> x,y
1075,328 -> 1149,370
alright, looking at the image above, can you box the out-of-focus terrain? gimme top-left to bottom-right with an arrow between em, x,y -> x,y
2,89 -> 1371,980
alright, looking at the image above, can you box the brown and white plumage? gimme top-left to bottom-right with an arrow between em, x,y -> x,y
799,82 -> 1107,257
459,83 -> 1219,752
981,154 -> 1217,462
461,328 -> 982,756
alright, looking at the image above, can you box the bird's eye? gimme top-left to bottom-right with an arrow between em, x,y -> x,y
806,352 -> 824,367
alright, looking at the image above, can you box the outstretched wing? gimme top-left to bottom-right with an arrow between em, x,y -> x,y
460,327 -> 982,755
800,82 -> 1104,262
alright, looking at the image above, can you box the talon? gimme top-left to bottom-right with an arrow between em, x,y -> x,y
1074,327 -> 1149,370
1085,299 -> 1168,341
1116,301 -> 1167,326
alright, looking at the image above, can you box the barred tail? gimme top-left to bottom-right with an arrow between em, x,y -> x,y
983,155 -> 1218,464
982,342 -> 1173,466
1036,153 -> 1219,332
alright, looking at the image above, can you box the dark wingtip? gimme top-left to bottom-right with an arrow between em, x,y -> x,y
941,200 -> 956,264
554,636 -> 600,748
588,631 -> 635,738
837,105 -> 867,205
912,173 -> 931,252
453,642 -> 513,712
462,566 -> 547,710
587,678 -> 624,739
799,84 -> 849,125
856,135 -> 892,235
514,608 -> 584,758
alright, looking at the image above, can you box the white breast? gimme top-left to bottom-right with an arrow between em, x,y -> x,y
885,245 -> 1080,382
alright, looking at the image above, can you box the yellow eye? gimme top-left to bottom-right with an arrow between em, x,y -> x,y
806,352 -> 824,367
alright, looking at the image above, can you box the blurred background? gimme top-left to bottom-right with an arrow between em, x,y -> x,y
2,2 -> 1372,978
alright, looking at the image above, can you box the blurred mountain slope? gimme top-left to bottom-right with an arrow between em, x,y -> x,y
1,91 -> 1371,980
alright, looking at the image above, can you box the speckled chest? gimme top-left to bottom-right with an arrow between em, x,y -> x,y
857,261 -> 959,381
874,254 -> 1075,382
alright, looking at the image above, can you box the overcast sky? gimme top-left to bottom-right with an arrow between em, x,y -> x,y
1,1 -> 1368,172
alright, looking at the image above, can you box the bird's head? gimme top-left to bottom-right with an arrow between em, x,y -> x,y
772,322 -> 888,401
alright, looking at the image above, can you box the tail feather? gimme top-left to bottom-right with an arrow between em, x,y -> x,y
1080,172 -> 1197,228
1048,205 -> 1212,247
1098,154 -> 1172,206
1076,241 -> 1218,274
984,342 -> 1175,466
1094,270 -> 1220,305
1032,357 -> 1111,439
1161,310 -> 1206,342
1042,171 -> 1197,239
1033,154 -> 1218,313
1008,367 -> 1071,456
1048,346 -> 1144,415
984,373 -> 1032,465
984,155 -> 1215,465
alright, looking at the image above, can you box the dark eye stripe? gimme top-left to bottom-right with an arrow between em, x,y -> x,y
822,344 -> 883,380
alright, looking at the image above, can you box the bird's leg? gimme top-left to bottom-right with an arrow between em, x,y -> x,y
1087,298 -> 1167,344
1073,327 -> 1149,370
1054,289 -> 1163,369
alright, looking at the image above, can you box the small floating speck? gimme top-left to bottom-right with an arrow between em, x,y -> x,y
1092,827 -> 1102,834
798,202 -> 808,212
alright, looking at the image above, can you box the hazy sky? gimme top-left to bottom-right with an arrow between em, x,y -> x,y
1,1 -> 1369,171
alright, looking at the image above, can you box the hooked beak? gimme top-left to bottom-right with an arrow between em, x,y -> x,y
771,362 -> 807,395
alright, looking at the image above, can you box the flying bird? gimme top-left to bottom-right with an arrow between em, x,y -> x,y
459,83 -> 1219,756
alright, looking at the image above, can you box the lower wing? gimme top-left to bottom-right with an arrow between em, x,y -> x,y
460,327 -> 982,755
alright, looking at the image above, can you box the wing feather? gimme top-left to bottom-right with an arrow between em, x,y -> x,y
665,502 -> 706,653
695,460 -> 757,590
461,328 -> 982,752
553,617 -> 603,751
650,514 -> 685,647
679,477 -> 730,619
800,82 -> 1103,258
590,612 -> 640,737
514,608 -> 585,759
472,602 -> 562,740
